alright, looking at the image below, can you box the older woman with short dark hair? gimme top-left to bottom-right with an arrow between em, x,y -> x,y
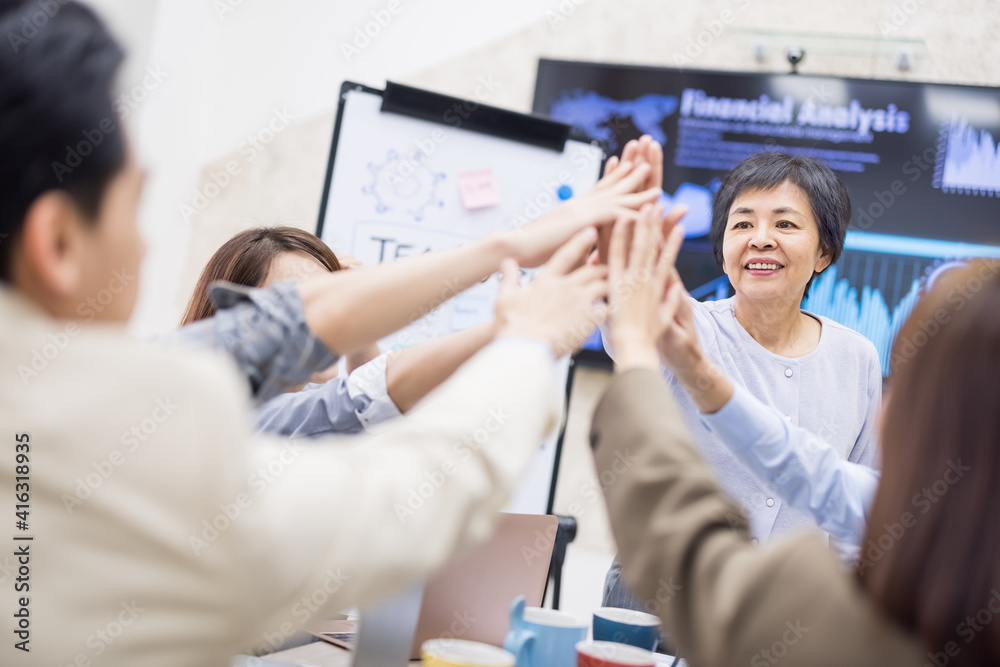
602,144 -> 881,627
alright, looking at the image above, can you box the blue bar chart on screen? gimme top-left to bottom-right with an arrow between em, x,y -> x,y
803,233 -> 1000,375
934,116 -> 1000,197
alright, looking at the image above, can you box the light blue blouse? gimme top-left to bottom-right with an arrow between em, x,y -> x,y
603,296 -> 882,611
701,382 -> 879,549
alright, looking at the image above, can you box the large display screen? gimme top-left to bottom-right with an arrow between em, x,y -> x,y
533,59 -> 1000,374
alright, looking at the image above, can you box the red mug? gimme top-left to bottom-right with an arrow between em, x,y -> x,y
576,640 -> 656,667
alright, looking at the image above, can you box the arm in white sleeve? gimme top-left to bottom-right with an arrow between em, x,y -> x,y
238,338 -> 560,630
253,354 -> 401,437
700,384 -> 880,548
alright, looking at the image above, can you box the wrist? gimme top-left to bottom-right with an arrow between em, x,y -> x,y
486,318 -> 500,340
675,355 -> 731,412
612,333 -> 661,372
482,232 -> 516,271
615,347 -> 661,373
609,329 -> 658,358
674,350 -> 713,389
495,322 -> 555,354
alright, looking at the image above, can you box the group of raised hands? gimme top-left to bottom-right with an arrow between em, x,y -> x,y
494,135 -> 708,377
296,136 -> 710,382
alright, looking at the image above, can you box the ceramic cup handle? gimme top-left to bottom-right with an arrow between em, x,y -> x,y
505,630 -> 535,667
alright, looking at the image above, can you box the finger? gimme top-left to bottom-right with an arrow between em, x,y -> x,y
585,279 -> 611,305
660,204 -> 688,239
612,162 -> 652,195
664,267 -> 685,304
636,136 -> 652,173
498,258 -> 521,300
621,140 -> 639,168
628,140 -> 647,176
655,223 -> 685,286
647,140 -> 663,189
628,203 -> 655,272
571,263 -> 610,286
586,248 -> 600,266
565,236 -> 594,273
667,267 -> 683,290
597,159 -> 635,189
603,155 -> 619,178
660,280 -> 684,326
618,187 -> 663,209
610,207 -> 644,225
676,279 -> 695,320
607,218 -> 632,285
636,204 -> 665,273
542,226 -> 598,277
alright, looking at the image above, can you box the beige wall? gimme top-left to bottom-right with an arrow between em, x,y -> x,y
179,0 -> 1000,552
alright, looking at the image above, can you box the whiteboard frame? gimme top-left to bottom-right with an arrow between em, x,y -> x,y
314,80 -> 607,516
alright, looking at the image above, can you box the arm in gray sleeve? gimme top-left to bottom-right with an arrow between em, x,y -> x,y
700,384 -> 880,549
172,280 -> 338,404
253,354 -> 402,437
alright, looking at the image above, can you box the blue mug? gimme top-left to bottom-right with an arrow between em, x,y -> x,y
592,607 -> 661,651
502,596 -> 587,667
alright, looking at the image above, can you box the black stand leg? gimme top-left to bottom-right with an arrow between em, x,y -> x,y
547,515 -> 577,610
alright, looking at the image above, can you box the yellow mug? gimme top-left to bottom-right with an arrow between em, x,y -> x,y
422,639 -> 515,667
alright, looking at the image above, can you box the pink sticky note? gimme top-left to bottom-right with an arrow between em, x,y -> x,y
458,169 -> 501,210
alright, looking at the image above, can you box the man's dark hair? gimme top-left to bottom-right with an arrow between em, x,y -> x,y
709,151 -> 852,295
0,0 -> 125,281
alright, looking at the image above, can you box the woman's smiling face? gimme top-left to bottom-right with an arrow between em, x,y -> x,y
721,180 -> 832,305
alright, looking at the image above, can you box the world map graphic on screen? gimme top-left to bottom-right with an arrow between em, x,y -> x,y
549,91 -> 678,150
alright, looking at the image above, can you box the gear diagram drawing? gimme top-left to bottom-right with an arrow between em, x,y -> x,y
363,149 -> 446,221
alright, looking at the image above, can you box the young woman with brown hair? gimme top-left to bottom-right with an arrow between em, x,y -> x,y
181,225 -> 498,436
182,226 -> 343,324
182,226 -> 380,383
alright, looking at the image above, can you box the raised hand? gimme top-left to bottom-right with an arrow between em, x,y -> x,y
598,136 -> 676,265
658,268 -> 734,413
501,159 -> 660,269
605,135 -> 663,193
656,268 -> 704,381
607,203 -> 684,371
495,227 -> 609,357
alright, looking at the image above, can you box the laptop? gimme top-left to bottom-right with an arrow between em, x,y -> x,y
310,512 -> 558,661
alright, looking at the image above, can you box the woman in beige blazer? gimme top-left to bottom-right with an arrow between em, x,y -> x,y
593,204 -> 1000,667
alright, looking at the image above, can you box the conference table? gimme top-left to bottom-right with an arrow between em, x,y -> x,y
267,640 -> 368,666
264,641 -> 682,666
